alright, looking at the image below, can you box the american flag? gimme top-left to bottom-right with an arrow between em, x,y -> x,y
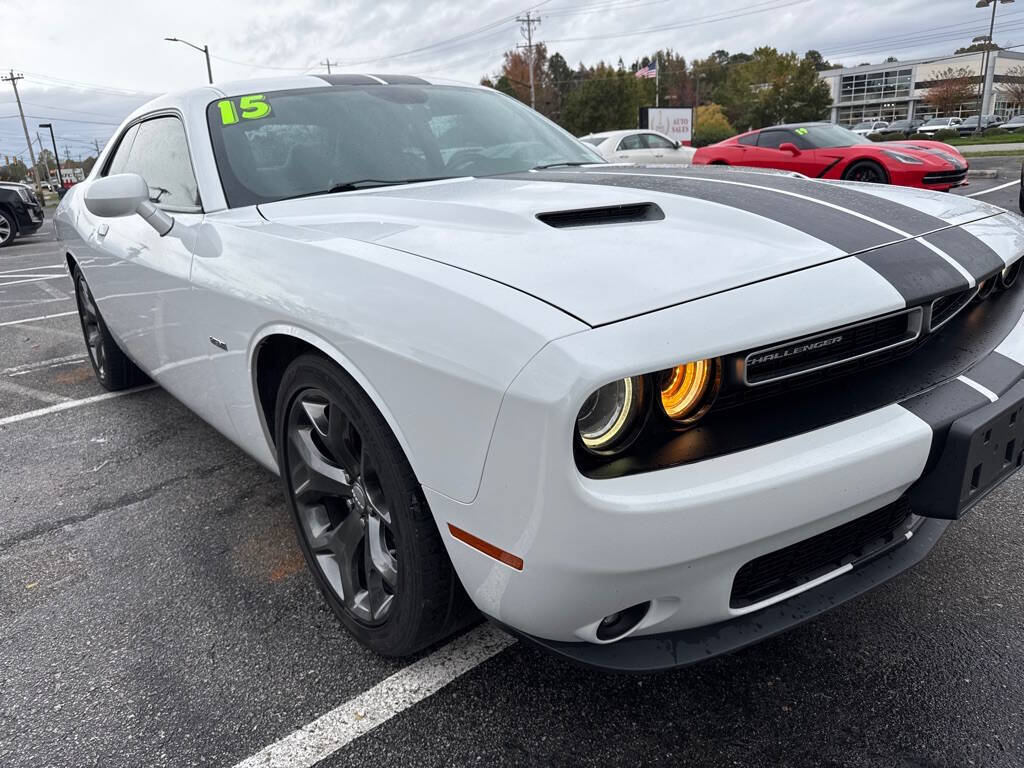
634,60 -> 657,79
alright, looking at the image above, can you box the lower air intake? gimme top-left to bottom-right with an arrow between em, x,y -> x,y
730,497 -> 912,609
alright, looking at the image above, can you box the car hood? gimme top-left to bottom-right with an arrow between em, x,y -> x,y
257,166 -> 1003,326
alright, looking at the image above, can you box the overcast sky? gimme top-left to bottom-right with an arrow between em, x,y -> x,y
0,0 -> 1014,162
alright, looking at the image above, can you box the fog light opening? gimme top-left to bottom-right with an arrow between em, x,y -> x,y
1001,260 -> 1021,290
595,601 -> 650,642
977,278 -> 997,300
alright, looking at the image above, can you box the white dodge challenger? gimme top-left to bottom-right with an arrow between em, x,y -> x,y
56,75 -> 1024,671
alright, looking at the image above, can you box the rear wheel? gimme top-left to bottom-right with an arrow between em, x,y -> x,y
73,267 -> 147,390
843,160 -> 889,184
0,209 -> 16,248
275,354 -> 473,656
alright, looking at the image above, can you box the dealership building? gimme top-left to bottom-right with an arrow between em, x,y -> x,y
819,49 -> 1024,126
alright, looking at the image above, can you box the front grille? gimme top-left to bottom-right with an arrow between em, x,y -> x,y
923,169 -> 968,186
743,309 -> 919,386
730,497 -> 912,608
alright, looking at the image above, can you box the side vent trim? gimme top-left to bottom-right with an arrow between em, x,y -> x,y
536,202 -> 665,229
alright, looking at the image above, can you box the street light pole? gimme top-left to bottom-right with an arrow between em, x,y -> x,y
975,0 -> 1015,131
38,123 -> 63,188
164,37 -> 214,84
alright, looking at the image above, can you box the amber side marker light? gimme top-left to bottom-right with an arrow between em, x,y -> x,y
448,524 -> 524,571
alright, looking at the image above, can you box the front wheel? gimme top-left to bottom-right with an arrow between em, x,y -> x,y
275,354 -> 472,656
842,160 -> 889,184
0,209 -> 16,248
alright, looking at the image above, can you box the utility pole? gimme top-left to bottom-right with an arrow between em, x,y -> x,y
516,11 -> 541,110
35,133 -> 51,184
2,71 -> 42,196
320,59 -> 339,74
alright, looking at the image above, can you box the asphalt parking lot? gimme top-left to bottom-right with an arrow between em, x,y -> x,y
2,168 -> 1024,768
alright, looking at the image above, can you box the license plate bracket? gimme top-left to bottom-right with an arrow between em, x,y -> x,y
910,379 -> 1024,519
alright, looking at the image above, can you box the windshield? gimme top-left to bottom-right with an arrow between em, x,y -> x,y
923,118 -> 950,126
795,124 -> 872,148
852,122 -> 873,130
961,117 -> 979,126
207,84 -> 604,207
579,136 -> 604,146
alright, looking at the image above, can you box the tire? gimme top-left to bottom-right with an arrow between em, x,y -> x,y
842,160 -> 889,184
72,266 -> 148,391
275,353 -> 473,656
0,209 -> 16,248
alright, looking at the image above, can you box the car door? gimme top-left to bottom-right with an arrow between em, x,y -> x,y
642,132 -> 691,164
77,115 -> 205,395
612,133 -> 646,163
743,129 -> 826,176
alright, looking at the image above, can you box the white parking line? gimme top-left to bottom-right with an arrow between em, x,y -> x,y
0,310 -> 76,328
232,624 -> 515,768
965,179 -> 1021,198
0,379 -> 70,404
0,385 -> 156,427
3,354 -> 87,375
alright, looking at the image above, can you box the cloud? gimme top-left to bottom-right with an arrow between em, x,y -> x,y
0,0 -> 1008,159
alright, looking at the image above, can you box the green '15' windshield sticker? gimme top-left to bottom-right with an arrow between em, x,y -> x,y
794,127 -> 808,135
217,94 -> 272,125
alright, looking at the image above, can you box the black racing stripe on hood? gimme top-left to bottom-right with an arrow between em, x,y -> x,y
510,169 -> 903,254
667,169 -> 953,236
922,226 -> 1005,281
856,239 -> 971,305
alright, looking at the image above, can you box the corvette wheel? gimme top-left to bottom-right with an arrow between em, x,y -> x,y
276,354 -> 473,656
0,209 -> 15,248
843,160 -> 889,184
72,267 -> 147,390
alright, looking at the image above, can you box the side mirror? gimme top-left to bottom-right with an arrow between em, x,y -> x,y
84,173 -> 174,236
778,142 -> 801,155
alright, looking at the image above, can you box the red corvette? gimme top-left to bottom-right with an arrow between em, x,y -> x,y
692,122 -> 968,191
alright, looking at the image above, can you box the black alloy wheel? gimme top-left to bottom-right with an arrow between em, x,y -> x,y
843,160 -> 889,184
76,271 -> 107,380
72,266 -> 147,390
0,209 -> 15,248
286,387 -> 399,625
275,354 -> 472,656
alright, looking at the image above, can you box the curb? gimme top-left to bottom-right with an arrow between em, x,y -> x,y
967,169 -> 999,179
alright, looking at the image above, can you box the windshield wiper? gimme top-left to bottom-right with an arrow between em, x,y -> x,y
325,177 -> 447,193
531,161 -> 596,170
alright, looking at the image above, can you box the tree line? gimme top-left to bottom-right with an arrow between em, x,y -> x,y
481,46 -> 835,145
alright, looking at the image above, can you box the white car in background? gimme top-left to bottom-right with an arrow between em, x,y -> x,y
580,129 -> 696,164
917,116 -> 964,136
851,120 -> 889,136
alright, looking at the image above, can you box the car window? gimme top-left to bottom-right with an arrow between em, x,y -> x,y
105,124 -> 140,176
737,133 -> 757,146
757,130 -> 793,148
112,117 -> 201,212
643,133 -> 675,150
618,134 -> 643,151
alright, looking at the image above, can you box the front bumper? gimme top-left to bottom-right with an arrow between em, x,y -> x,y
17,203 -> 44,233
429,245 -> 1024,670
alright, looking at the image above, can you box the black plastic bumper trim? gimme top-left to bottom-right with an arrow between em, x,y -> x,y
498,516 -> 949,673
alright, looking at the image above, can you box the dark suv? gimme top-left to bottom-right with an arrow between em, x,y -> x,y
0,182 -> 45,247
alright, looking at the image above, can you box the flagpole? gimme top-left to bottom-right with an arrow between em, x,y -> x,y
655,52 -> 660,107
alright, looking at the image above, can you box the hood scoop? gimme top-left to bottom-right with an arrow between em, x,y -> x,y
536,202 -> 664,229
